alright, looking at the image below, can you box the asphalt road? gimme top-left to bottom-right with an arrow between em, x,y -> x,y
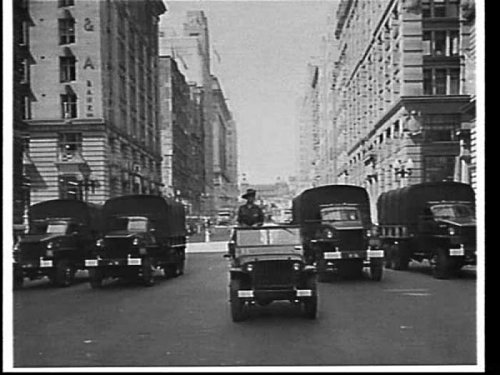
12,251 -> 477,368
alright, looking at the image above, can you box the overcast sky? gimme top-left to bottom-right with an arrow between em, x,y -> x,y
161,0 -> 337,184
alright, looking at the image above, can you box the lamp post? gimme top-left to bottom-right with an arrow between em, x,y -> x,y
393,158 -> 414,187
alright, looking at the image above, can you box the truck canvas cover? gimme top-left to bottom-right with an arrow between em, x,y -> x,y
292,185 -> 372,228
29,199 -> 102,231
377,182 -> 475,228
103,195 -> 186,238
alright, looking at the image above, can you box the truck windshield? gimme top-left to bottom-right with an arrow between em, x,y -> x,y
320,207 -> 360,222
46,222 -> 69,234
111,217 -> 149,232
430,204 -> 475,219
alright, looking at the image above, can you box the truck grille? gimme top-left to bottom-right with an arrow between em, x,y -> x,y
19,243 -> 43,263
102,238 -> 135,258
461,226 -> 476,247
337,229 -> 365,252
251,260 -> 294,289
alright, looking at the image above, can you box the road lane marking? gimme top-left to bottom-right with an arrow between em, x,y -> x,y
384,289 -> 429,292
402,293 -> 431,296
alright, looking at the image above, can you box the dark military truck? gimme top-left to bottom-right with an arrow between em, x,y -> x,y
292,185 -> 383,282
86,195 -> 186,288
225,225 -> 318,322
377,181 -> 476,279
13,199 -> 102,288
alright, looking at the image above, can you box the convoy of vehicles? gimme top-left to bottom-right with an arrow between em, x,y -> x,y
377,181 -> 476,279
13,199 -> 102,288
85,194 -> 187,287
225,225 -> 318,321
12,180 -> 478,321
292,185 -> 384,282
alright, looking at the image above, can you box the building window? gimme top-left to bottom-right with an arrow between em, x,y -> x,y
434,31 -> 446,56
19,59 -> 29,83
61,93 -> 77,118
423,156 -> 455,182
17,21 -> 29,46
423,68 -> 460,95
58,133 -> 82,160
59,18 -> 75,45
449,30 -> 459,56
449,68 -> 460,94
422,115 -> 460,142
60,56 -> 76,82
422,0 -> 459,18
59,175 -> 82,200
20,96 -> 31,120
58,0 -> 75,7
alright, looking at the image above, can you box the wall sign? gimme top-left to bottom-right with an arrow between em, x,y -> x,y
85,80 -> 94,117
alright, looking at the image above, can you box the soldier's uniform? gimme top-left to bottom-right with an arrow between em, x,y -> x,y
237,203 -> 264,227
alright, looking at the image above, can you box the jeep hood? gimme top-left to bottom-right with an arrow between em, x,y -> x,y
323,221 -> 364,230
105,230 -> 141,238
238,252 -> 304,264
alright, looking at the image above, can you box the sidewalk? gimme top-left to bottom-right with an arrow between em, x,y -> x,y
186,241 -> 227,253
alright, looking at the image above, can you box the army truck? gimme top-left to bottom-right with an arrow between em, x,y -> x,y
292,185 -> 383,282
85,195 -> 186,288
13,199 -> 102,288
377,181 -> 476,279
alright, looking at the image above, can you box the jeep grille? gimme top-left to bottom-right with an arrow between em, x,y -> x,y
251,260 -> 295,289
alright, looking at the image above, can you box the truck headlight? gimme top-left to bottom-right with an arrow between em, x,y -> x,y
13,242 -> 20,252
132,237 -> 140,246
246,263 -> 254,272
448,227 -> 456,236
323,228 -> 334,239
293,262 -> 301,271
96,239 -> 104,247
46,241 -> 54,249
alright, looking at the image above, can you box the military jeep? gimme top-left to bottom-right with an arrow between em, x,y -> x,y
225,225 -> 318,322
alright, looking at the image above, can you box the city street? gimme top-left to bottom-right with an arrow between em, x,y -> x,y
13,245 -> 477,368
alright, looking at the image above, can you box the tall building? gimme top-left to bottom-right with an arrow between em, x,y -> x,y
159,10 -> 238,216
13,0 -> 35,226
24,0 -> 166,206
316,0 -> 476,219
296,63 -> 321,191
158,56 -> 205,214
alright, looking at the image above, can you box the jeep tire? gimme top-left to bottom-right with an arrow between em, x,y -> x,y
302,277 -> 318,319
230,278 -> 247,322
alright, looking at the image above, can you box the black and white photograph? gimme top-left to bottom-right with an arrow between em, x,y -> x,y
3,0 -> 484,371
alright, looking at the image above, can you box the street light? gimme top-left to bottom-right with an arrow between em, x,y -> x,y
393,158 -> 414,179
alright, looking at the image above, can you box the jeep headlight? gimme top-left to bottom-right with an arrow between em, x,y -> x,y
245,263 -> 254,272
448,227 -> 456,236
96,239 -> 104,247
293,262 -> 301,271
132,237 -> 140,246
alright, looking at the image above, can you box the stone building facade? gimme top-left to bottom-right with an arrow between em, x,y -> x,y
316,0 -> 476,219
24,0 -> 166,206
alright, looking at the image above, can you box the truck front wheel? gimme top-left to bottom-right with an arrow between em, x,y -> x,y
391,243 -> 409,271
55,260 -> 75,287
89,269 -> 103,289
431,248 -> 452,279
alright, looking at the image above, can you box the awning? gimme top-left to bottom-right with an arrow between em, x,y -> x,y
63,84 -> 76,96
60,9 -> 73,19
62,46 -> 74,57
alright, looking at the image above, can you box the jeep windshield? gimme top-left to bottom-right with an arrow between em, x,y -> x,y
236,227 -> 301,247
110,216 -> 149,232
430,204 -> 475,220
320,206 -> 360,222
